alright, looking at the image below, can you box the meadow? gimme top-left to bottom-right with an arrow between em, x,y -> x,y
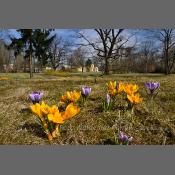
0,72 -> 175,145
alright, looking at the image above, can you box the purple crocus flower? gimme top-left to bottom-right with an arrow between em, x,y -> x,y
29,92 -> 43,104
119,131 -> 133,143
145,82 -> 160,94
106,94 -> 110,106
119,131 -> 129,142
82,87 -> 91,97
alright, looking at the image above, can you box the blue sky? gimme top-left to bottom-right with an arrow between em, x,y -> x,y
7,29 -> 79,40
1,29 -> 151,47
6,29 -> 145,38
1,29 -> 160,58
2,29 -> 80,45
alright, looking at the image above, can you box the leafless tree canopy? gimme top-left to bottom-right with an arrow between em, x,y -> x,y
49,37 -> 68,70
78,29 -> 137,74
139,41 -> 157,73
68,47 -> 86,72
151,29 -> 175,74
0,40 -> 10,72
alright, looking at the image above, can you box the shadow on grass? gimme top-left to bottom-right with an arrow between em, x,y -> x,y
22,123 -> 46,139
102,139 -> 116,145
20,108 -> 31,113
93,106 -> 104,114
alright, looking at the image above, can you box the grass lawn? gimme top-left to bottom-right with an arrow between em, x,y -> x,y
0,72 -> 175,145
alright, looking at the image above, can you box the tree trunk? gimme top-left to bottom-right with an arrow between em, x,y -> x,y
145,57 -> 148,73
104,57 -> 109,75
145,63 -> 148,73
29,38 -> 33,78
165,49 -> 169,75
33,57 -> 35,73
24,57 -> 26,73
29,52 -> 33,78
40,60 -> 43,72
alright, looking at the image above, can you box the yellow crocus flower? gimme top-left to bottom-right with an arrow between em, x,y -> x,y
73,90 -> 81,101
127,93 -> 143,104
66,91 -> 74,101
132,84 -> 139,93
30,103 -> 42,118
60,90 -> 81,103
118,82 -> 125,93
40,101 -> 50,115
60,94 -> 67,103
107,81 -> 117,91
47,105 -> 64,124
61,103 -> 80,121
109,89 -> 117,96
107,81 -> 117,96
49,105 -> 59,113
124,84 -> 139,95
48,112 -> 64,124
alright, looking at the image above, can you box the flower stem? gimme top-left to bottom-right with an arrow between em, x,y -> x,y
40,117 -> 53,141
52,124 -> 61,138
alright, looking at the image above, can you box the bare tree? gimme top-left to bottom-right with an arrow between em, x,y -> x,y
49,37 -> 68,70
78,29 -> 136,74
139,41 -> 157,73
69,47 -> 86,73
152,29 -> 175,74
0,40 -> 10,72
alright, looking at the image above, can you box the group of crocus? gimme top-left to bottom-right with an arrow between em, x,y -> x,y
28,81 -> 160,144
105,81 -> 160,144
104,81 -> 143,112
60,87 -> 91,105
105,81 -> 160,111
29,87 -> 92,141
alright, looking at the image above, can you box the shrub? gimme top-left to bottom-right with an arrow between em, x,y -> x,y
43,70 -> 70,77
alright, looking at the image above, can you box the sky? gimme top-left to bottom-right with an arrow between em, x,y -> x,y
0,29 -> 154,55
2,29 -> 148,44
0,29 -> 161,58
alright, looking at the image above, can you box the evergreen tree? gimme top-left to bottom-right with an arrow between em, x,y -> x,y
86,58 -> 92,67
33,29 -> 55,68
9,29 -> 35,78
9,29 -> 55,77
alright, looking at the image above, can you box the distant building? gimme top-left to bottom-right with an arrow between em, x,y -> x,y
3,64 -> 14,72
45,67 -> 52,70
76,64 -> 99,73
44,63 -> 99,73
56,65 -> 71,71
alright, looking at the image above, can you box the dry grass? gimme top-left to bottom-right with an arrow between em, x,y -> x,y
0,72 -> 175,145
